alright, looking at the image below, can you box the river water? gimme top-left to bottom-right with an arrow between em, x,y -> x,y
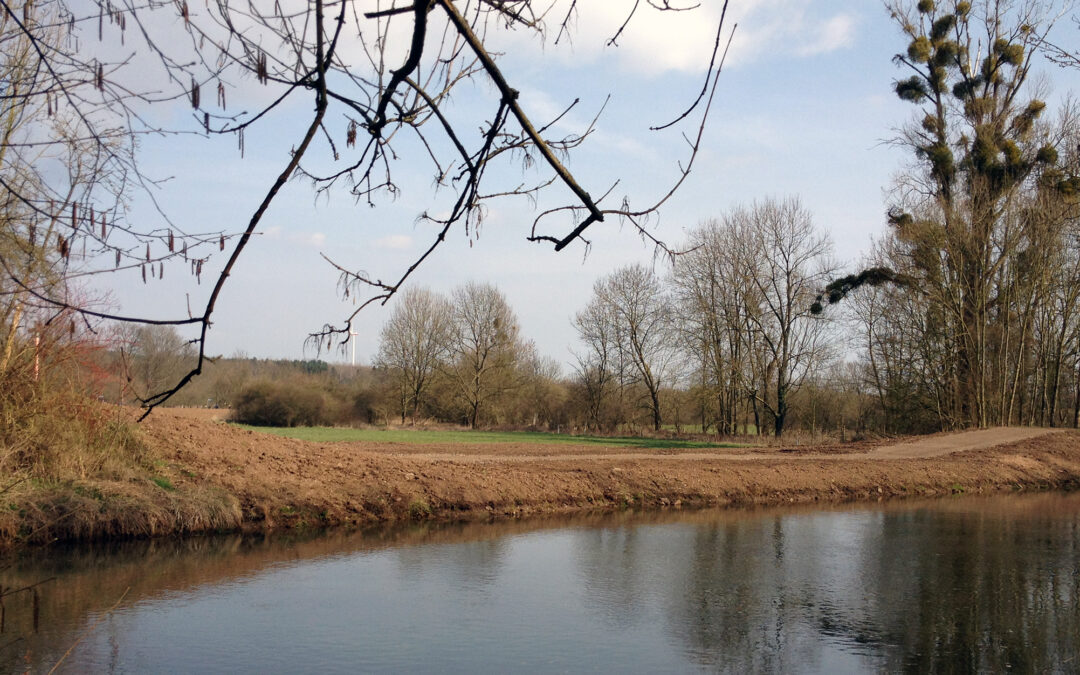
3,492 -> 1078,673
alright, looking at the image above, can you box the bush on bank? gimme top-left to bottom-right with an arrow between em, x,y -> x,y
230,380 -> 329,427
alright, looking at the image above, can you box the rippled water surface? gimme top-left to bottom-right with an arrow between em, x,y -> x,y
4,493 -> 1080,673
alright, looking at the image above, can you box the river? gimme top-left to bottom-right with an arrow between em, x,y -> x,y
3,492 -> 1078,673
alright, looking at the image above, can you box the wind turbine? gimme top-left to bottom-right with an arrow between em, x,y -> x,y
349,325 -> 358,366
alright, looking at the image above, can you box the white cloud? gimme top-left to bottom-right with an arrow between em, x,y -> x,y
479,1 -> 861,77
256,226 -> 324,248
375,234 -> 413,250
728,3 -> 858,66
273,231 -> 326,248
577,2 -> 731,75
797,14 -> 857,57
492,1 -> 727,75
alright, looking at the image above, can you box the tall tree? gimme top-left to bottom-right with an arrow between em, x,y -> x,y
672,218 -> 758,435
890,0 -> 1070,426
674,200 -> 834,437
735,198 -> 835,437
447,281 -> 523,429
578,265 -> 676,432
849,240 -> 947,433
375,287 -> 452,424
819,0 -> 1072,428
572,293 -> 624,432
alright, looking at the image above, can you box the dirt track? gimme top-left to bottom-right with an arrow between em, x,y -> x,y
129,409 -> 1080,535
867,427 -> 1061,458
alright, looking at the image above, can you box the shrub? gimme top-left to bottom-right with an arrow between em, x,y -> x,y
350,387 -> 378,425
230,380 -> 328,427
0,325 -> 149,481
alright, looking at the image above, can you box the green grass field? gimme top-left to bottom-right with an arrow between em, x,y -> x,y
232,424 -> 741,449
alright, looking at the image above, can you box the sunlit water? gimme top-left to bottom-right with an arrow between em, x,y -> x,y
3,493 -> 1079,673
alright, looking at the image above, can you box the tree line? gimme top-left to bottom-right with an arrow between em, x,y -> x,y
375,119 -> 1080,438
115,155 -> 1080,438
361,196 -> 840,436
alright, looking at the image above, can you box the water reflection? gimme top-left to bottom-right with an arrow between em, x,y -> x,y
3,494 -> 1079,673
396,536 -> 508,596
867,504 -> 1080,672
569,496 -> 1080,673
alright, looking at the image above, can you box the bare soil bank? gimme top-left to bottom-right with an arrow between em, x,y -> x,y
6,409 -> 1079,546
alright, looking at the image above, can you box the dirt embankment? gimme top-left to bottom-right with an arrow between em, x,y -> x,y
142,411 -> 1079,528
7,409 -> 1080,546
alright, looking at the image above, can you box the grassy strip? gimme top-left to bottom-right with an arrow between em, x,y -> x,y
230,424 -> 741,449
0,478 -> 242,547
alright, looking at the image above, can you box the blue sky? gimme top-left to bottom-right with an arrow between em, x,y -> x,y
96,0 -> 1080,369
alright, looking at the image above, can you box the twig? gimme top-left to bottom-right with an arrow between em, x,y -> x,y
0,577 -> 55,600
48,586 -> 130,674
0,477 -> 28,496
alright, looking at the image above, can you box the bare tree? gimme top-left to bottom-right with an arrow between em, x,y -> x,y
578,264 -> 676,432
0,0 -> 733,417
813,1 -> 1080,431
120,324 -> 196,401
673,201 -> 835,438
848,238 -> 946,433
816,0 -> 1072,427
571,294 -> 621,431
510,342 -> 566,429
671,218 -> 758,435
375,286 -> 452,424
733,197 -> 835,437
446,281 -> 522,429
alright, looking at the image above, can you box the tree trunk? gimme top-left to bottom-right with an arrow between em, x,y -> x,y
1074,331 -> 1080,429
650,388 -> 662,432
774,376 -> 787,437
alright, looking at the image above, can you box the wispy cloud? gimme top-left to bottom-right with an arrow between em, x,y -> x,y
375,234 -> 413,250
796,14 -> 857,57
303,232 -> 326,248
729,2 -> 858,66
518,0 -> 860,73
496,1 -> 727,75
261,226 -> 326,248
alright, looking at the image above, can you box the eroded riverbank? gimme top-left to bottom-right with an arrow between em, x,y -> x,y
2,408 -> 1079,547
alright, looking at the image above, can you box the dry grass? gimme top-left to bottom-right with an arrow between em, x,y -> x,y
0,335 -> 149,481
0,480 -> 242,546
0,343 -> 242,548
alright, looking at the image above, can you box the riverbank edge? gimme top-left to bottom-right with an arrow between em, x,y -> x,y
3,429 -> 1079,549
